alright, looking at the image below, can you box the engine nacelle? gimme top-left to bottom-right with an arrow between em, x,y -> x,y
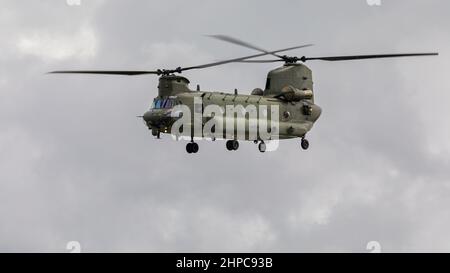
279,85 -> 313,101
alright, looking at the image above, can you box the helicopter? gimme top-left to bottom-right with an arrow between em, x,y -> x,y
50,35 -> 438,154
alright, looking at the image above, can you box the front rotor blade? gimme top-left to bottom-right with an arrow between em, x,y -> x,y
49,70 -> 160,76
208,34 -> 284,59
304,53 -> 438,62
182,44 -> 313,71
49,44 -> 313,76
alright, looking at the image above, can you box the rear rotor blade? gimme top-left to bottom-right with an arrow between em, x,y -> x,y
208,34 -> 285,59
49,70 -> 160,76
303,53 -> 439,62
237,59 -> 284,63
183,44 -> 313,71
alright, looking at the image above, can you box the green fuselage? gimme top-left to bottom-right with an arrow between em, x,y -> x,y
143,63 -> 322,141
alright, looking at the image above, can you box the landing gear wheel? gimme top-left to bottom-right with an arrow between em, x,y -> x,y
186,143 -> 193,154
191,142 -> 199,153
258,142 -> 266,153
301,138 -> 310,150
226,140 -> 234,151
232,140 -> 239,151
226,140 -> 239,151
186,142 -> 199,154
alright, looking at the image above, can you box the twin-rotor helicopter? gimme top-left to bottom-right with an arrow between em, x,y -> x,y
51,35 -> 438,154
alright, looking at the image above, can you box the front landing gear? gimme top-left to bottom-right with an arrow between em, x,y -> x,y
226,140 -> 239,151
301,137 -> 310,150
186,142 -> 199,154
151,128 -> 160,139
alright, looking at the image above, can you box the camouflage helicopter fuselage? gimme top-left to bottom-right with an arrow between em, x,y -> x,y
143,63 -> 322,152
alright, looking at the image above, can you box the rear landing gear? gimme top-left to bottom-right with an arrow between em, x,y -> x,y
301,137 -> 309,150
186,142 -> 199,154
226,140 -> 239,151
258,142 -> 266,153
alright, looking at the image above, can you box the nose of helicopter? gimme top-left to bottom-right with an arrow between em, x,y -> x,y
142,109 -> 173,128
143,111 -> 153,123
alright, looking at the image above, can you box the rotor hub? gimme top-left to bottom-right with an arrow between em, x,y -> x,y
156,67 -> 183,76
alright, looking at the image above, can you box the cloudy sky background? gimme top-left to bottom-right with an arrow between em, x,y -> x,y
0,0 -> 449,252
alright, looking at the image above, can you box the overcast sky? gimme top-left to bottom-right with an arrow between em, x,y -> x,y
0,0 -> 449,252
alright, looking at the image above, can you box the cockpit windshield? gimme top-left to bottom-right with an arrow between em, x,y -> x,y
151,98 -> 177,110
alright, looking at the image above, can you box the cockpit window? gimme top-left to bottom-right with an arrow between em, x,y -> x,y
163,99 -> 172,108
151,98 -> 176,109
